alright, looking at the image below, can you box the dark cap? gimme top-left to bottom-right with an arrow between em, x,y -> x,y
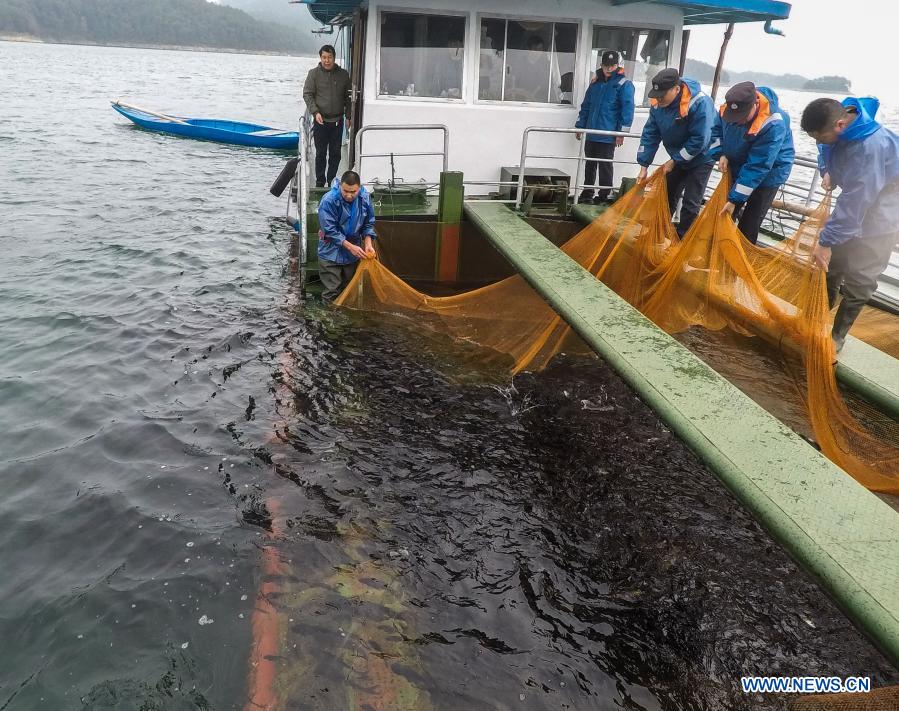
648,68 -> 680,98
600,50 -> 620,67
723,81 -> 758,122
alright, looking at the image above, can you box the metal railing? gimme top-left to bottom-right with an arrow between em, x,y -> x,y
354,124 -> 449,182
515,127 -> 829,218
294,114 -> 312,264
793,154 -> 823,205
703,152 -> 827,239
515,127 -> 649,210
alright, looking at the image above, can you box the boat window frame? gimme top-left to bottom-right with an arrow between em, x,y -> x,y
374,6 -> 471,104
586,19 -> 676,110
474,11 -> 582,109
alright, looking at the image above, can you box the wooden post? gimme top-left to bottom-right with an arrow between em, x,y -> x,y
435,171 -> 464,282
711,23 -> 734,102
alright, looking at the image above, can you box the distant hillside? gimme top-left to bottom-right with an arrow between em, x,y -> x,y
219,0 -> 326,52
0,0 -> 319,54
219,0 -> 317,31
684,58 -> 851,94
803,75 -> 852,92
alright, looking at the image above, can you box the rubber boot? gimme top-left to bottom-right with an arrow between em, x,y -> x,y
830,299 -> 865,353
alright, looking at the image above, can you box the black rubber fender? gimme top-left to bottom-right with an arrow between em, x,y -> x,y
270,157 -> 299,197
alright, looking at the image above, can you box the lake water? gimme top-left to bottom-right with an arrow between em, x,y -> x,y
1,41 -> 897,710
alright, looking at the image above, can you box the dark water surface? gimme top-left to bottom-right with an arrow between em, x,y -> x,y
1,42 -> 896,710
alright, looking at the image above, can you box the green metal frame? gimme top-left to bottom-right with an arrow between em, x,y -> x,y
838,339 -> 899,421
465,200 -> 899,667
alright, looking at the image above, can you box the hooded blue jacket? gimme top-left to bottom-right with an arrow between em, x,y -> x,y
317,178 -> 377,264
816,96 -> 899,247
709,87 -> 795,205
575,69 -> 636,143
637,77 -> 715,169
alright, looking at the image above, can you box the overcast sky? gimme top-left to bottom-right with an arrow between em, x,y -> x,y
686,0 -> 886,97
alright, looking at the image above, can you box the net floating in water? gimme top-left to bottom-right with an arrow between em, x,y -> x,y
337,170 -> 899,494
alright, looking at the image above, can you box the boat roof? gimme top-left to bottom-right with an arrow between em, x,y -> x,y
613,0 -> 791,24
300,0 -> 791,26
301,0 -> 359,26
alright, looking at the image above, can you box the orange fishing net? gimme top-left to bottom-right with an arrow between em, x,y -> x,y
336,170 -> 899,493
852,307 -> 899,359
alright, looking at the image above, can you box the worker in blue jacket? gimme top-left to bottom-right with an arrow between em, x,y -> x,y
637,68 -> 716,237
710,81 -> 795,244
575,50 -> 635,204
801,96 -> 899,352
317,170 -> 377,301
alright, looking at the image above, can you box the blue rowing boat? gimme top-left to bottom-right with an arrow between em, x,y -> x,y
111,101 -> 299,150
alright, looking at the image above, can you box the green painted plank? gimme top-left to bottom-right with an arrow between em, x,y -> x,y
437,171 -> 464,224
838,338 -> 899,420
465,200 -> 899,667
571,202 -> 606,225
571,204 -> 899,419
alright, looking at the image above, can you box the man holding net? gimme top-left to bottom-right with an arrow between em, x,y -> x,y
710,81 -> 795,244
801,97 -> 899,352
317,170 -> 377,302
636,68 -> 716,237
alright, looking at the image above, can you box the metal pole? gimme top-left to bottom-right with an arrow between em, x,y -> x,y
711,23 -> 734,102
347,8 -> 367,166
678,29 -> 691,75
515,128 -> 530,210
546,25 -> 556,103
442,127 -> 449,173
354,125 -> 365,175
299,117 -> 308,265
500,20 -> 508,101
806,171 -> 821,207
573,135 -> 586,205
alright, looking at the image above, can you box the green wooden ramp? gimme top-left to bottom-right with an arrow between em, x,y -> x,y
465,200 -> 899,667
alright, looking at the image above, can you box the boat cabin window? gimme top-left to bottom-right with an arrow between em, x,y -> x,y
590,26 -> 671,106
478,18 -> 578,105
379,11 -> 466,100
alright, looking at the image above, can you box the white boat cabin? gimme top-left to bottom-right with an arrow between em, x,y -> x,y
301,0 -> 791,195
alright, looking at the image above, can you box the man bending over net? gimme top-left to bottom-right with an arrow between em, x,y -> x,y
801,97 -> 899,352
636,68 -> 716,238
317,170 -> 377,302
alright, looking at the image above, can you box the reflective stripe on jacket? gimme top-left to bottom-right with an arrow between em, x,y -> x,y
575,69 -> 636,143
709,86 -> 795,204
637,77 -> 715,168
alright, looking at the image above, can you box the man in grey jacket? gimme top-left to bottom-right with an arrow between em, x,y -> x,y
303,45 -> 352,187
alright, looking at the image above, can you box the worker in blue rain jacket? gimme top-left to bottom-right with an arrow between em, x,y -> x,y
317,170 -> 377,301
636,68 -> 716,237
710,81 -> 795,244
801,96 -> 899,352
575,50 -> 635,204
